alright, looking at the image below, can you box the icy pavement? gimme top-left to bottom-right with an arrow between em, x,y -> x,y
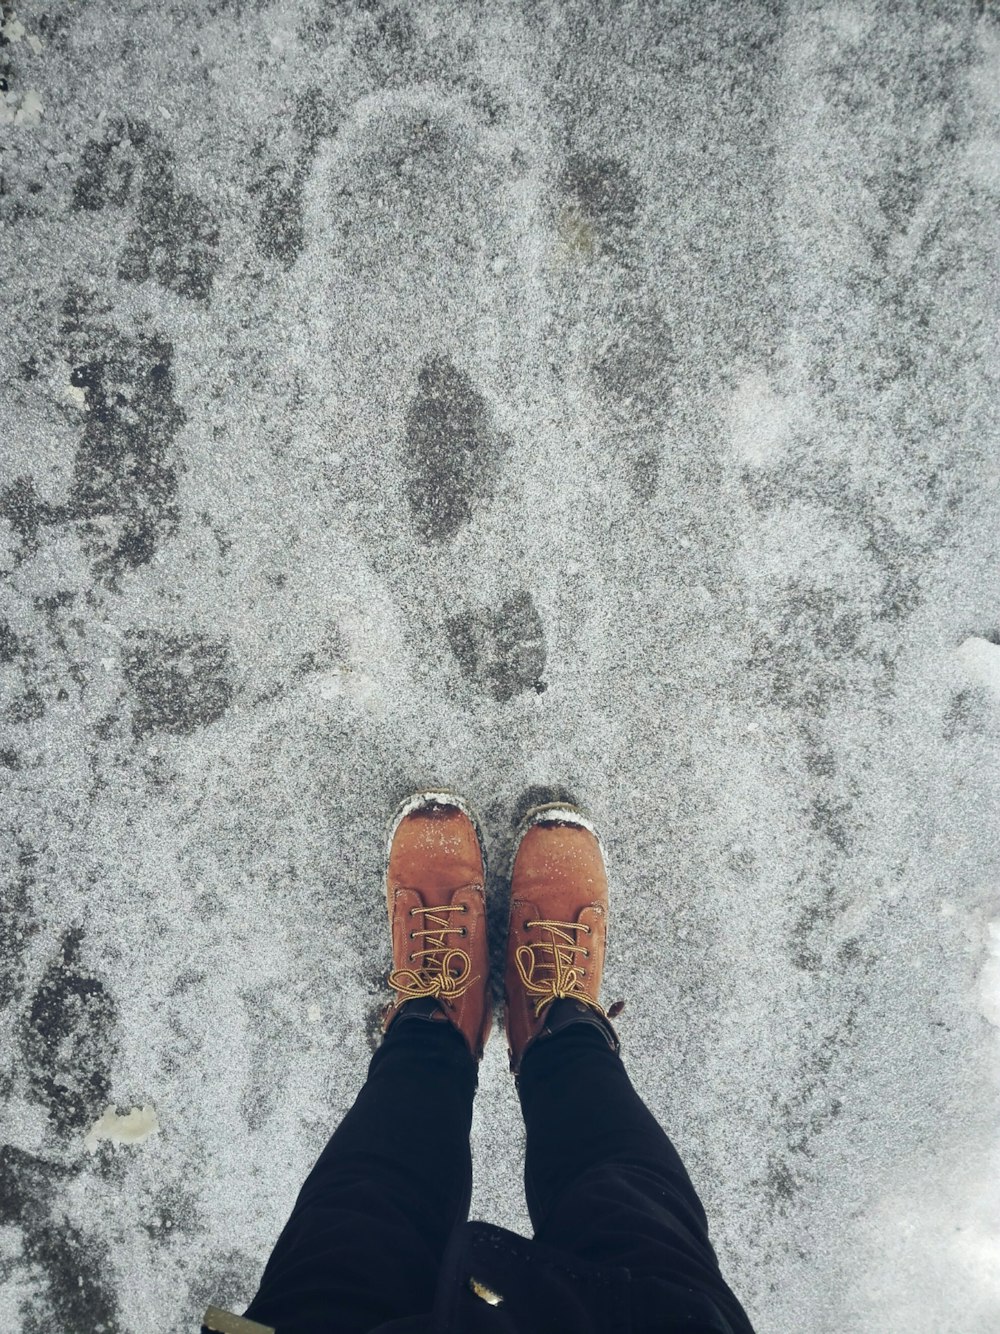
1,2 -> 999,1330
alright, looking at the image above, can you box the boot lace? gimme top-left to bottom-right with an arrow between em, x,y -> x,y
388,900 -> 480,1005
515,919 -> 623,1021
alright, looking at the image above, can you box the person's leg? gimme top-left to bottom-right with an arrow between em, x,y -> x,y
516,1005 -> 752,1330
244,1003 -> 477,1334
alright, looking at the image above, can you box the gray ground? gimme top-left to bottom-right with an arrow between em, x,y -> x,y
2,1 -> 1000,1330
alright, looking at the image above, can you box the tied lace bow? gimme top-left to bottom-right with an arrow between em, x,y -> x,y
515,918 -> 624,1021
388,901 -> 480,1004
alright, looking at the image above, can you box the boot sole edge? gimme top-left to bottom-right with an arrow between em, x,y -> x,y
508,801 -> 605,868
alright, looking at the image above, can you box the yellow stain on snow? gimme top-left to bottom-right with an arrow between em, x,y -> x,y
84,1104 -> 161,1154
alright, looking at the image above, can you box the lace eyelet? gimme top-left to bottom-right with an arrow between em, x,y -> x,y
460,928 -> 466,936
523,921 -> 532,931
409,931 -> 415,939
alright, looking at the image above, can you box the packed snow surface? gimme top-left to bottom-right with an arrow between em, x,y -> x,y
1,2 -> 999,1332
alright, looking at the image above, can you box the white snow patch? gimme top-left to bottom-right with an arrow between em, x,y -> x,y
980,919 -> 1000,1029
851,1153 -> 1000,1334
313,667 -> 378,706
956,636 -> 1000,702
963,138 -> 1000,193
726,371 -> 800,465
0,519 -> 17,575
873,925 -> 1000,1328
1,12 -> 45,49
969,28 -> 1000,118
2,89 -> 44,127
84,1104 -> 160,1154
821,5 -> 871,43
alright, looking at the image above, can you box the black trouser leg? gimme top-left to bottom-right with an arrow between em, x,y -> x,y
244,1018 -> 477,1334
516,1019 -> 754,1331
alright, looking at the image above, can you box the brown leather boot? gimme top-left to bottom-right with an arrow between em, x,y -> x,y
504,803 -> 625,1077
380,792 -> 493,1062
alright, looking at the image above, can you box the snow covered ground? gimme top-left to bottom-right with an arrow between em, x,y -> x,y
2,2 -> 999,1330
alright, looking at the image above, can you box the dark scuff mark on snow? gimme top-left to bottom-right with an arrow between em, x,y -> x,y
942,687 -> 985,741
4,687 -> 46,724
627,447 -> 661,502
0,1146 -> 72,1229
73,116 -> 220,300
354,2 -> 419,80
73,129 -> 136,210
0,1145 -> 122,1334
808,793 -> 859,856
250,87 -> 338,268
22,1218 -> 124,1334
68,327 -> 185,584
252,162 -> 308,267
758,1154 -> 804,1218
123,630 -> 234,738
592,299 -> 676,423
0,841 -> 41,1007
141,1182 -> 203,1241
559,153 -> 641,261
0,616 -> 21,662
748,583 -> 873,719
0,474 -> 49,567
239,988 -> 294,1132
446,590 -> 547,702
2,609 -> 45,725
22,928 -> 118,1135
754,1009 -> 856,1222
404,354 -> 510,543
0,288 -> 186,589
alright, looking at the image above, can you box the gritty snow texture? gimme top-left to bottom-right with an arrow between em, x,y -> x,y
1,2 -> 999,1331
